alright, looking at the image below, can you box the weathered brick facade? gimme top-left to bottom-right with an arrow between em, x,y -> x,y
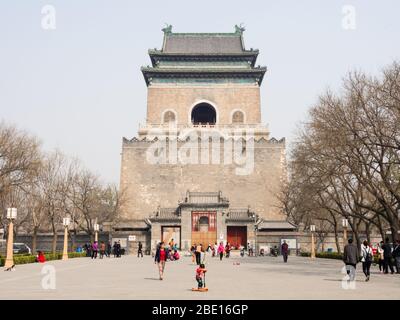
118,26 -> 293,252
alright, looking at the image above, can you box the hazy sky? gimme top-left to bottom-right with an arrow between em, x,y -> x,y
1,1 -> 399,184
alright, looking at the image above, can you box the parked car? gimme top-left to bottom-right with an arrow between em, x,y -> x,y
13,243 -> 32,255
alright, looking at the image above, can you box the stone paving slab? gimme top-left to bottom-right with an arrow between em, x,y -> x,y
0,255 -> 399,299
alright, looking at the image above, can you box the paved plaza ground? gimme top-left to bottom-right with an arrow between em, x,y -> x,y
0,253 -> 399,299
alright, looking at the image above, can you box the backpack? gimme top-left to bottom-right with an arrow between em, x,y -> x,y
365,247 -> 373,262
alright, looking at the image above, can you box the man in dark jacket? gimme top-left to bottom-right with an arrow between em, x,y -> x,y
138,241 -> 143,258
343,238 -> 359,281
281,240 -> 289,263
382,237 -> 394,274
393,240 -> 400,274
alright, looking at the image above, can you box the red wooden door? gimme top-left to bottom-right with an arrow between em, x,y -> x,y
227,226 -> 247,249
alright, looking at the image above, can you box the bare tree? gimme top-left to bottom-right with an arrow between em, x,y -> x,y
283,61 -> 400,251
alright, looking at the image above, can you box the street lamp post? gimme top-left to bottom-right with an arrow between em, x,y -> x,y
4,208 -> 17,269
62,217 -> 71,261
342,218 -> 348,245
94,223 -> 100,242
310,224 -> 316,259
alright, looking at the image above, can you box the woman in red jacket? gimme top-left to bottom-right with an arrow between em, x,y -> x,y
154,242 -> 167,280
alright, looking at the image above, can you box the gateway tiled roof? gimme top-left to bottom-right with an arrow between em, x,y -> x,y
163,33 -> 244,54
258,221 -> 297,230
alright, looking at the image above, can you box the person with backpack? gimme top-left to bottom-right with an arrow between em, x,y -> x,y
360,240 -> 373,281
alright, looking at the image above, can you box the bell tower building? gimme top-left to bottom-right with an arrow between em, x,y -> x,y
118,25 -> 291,252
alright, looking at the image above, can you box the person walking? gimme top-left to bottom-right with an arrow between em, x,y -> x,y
113,241 -> 118,258
343,238 -> 359,281
195,243 -> 202,265
138,241 -> 144,258
225,243 -> 231,258
248,242 -> 253,257
377,242 -> 384,273
154,241 -> 167,280
213,242 -> 218,258
169,238 -> 174,250
99,241 -> 106,259
360,240 -> 373,281
106,241 -> 111,258
281,240 -> 289,263
217,242 -> 224,261
190,244 -> 196,264
116,241 -> 122,257
392,239 -> 400,274
91,241 -> 98,259
382,237 -> 394,274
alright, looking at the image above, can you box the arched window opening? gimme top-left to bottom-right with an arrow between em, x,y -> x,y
163,111 -> 176,124
191,103 -> 216,125
232,110 -> 244,124
198,216 -> 209,232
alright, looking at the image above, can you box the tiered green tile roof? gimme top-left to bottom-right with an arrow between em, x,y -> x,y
141,25 -> 266,86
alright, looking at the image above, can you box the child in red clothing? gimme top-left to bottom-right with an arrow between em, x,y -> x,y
36,251 -> 46,263
195,263 -> 207,289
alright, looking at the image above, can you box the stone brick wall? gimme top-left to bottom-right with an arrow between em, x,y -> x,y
119,138 -> 286,222
146,84 -> 261,125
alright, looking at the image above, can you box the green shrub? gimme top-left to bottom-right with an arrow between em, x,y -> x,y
68,252 -> 86,258
0,251 -> 86,266
300,251 -> 380,263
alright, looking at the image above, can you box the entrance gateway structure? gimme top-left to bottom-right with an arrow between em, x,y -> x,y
113,25 -> 296,253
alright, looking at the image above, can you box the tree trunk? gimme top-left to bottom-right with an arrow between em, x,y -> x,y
32,227 -> 38,254
334,226 -> 341,254
69,230 -> 76,251
390,224 -> 399,243
375,216 -> 386,242
349,219 -> 361,249
52,233 -> 58,254
51,221 -> 57,254
365,222 -> 371,244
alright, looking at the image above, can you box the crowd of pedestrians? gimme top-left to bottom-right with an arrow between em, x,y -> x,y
83,240 -> 123,259
343,237 -> 400,282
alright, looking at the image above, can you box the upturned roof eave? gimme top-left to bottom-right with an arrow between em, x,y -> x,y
148,49 -> 259,56
141,67 -> 267,86
141,66 -> 267,73
148,50 -> 259,67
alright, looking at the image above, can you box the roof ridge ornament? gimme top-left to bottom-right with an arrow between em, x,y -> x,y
162,24 -> 172,35
234,23 -> 245,35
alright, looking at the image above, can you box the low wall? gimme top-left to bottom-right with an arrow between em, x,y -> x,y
15,233 -> 111,252
256,231 -> 384,254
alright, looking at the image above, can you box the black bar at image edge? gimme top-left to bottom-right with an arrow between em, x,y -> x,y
0,300 -> 392,318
